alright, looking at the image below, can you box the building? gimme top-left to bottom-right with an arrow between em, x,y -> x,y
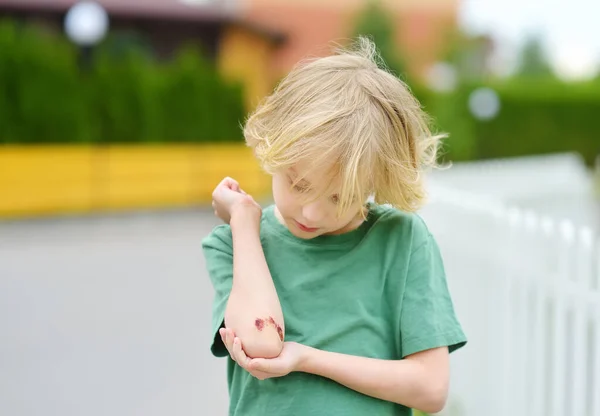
241,0 -> 460,81
0,0 -> 459,109
0,0 -> 284,110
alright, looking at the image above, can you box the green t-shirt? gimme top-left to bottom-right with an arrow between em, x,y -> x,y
202,203 -> 467,416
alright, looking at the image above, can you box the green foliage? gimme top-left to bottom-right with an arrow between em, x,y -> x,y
352,0 -> 406,78
514,35 -> 555,79
0,19 -> 245,144
90,49 -> 162,143
159,47 -> 245,142
0,21 -> 89,143
424,80 -> 600,166
440,30 -> 492,85
473,80 -> 600,164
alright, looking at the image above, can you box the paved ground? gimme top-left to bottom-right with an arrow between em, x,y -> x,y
0,209 -> 229,416
2,158 -> 597,416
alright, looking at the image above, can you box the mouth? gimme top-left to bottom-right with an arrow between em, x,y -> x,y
294,220 -> 319,233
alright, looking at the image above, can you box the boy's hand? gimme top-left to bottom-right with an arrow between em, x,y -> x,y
211,177 -> 261,224
220,328 -> 307,380
220,328 -> 272,380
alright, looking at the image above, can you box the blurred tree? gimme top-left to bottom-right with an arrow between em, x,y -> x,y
594,153 -> 600,200
99,30 -> 154,61
514,35 -> 555,79
0,19 -> 245,144
352,0 -> 406,78
440,28 -> 494,84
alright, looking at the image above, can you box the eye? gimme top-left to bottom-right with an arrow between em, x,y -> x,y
288,176 -> 308,193
294,184 -> 309,193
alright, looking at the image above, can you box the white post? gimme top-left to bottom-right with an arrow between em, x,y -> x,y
591,241 -> 600,416
531,216 -> 554,416
570,227 -> 594,415
550,219 -> 575,416
489,205 -> 508,416
500,207 -> 521,415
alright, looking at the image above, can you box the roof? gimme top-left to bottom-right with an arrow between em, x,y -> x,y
0,0 -> 229,21
0,0 -> 285,41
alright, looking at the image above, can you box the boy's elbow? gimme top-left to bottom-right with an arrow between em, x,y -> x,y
417,382 -> 448,414
241,330 -> 283,359
419,395 -> 447,414
224,308 -> 285,358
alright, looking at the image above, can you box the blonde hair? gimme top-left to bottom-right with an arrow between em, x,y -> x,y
244,36 -> 445,215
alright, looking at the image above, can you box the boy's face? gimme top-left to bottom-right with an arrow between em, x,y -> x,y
271,164 -> 365,239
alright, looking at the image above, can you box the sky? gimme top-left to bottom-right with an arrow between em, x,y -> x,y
459,0 -> 600,80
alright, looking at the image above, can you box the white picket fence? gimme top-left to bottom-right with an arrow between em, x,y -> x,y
420,184 -> 600,416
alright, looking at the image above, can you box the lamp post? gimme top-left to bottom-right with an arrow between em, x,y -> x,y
65,1 -> 109,209
64,1 -> 109,70
468,87 -> 501,121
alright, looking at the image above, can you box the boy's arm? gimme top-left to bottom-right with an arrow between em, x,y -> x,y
244,341 -> 449,414
224,206 -> 285,359
297,345 -> 449,414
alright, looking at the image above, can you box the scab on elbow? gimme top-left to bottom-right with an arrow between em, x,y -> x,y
255,316 -> 284,342
240,316 -> 284,359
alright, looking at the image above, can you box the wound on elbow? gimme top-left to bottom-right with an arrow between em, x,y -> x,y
254,318 -> 265,331
254,316 -> 284,341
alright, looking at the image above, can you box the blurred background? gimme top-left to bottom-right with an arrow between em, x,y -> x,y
1,0 -> 599,415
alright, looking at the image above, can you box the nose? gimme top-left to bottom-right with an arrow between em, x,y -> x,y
301,200 -> 326,225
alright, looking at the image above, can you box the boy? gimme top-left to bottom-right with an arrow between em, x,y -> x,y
202,37 -> 467,415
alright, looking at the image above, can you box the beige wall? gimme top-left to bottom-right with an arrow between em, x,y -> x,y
238,0 -> 459,81
241,0 -> 458,11
218,25 -> 278,111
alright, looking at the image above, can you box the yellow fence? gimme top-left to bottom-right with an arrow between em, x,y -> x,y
0,144 -> 272,219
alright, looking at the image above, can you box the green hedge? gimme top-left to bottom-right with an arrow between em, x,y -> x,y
473,81 -> 600,165
2,18 -> 598,165
0,20 -> 245,144
418,80 -> 600,166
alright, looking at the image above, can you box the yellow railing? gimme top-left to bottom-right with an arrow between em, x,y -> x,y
0,144 -> 272,219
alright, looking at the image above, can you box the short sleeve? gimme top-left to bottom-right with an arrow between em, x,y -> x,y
399,232 -> 467,358
201,224 -> 234,357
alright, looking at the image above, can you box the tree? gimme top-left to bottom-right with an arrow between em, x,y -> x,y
514,35 -> 555,79
352,0 -> 405,78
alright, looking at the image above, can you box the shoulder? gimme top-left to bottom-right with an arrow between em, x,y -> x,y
369,203 -> 433,250
201,224 -> 233,252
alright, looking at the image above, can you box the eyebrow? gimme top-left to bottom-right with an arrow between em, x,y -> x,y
288,170 -> 311,187
288,169 -> 349,200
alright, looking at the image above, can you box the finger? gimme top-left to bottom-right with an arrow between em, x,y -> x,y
222,177 -> 240,190
233,337 -> 252,368
219,329 -> 229,353
248,369 -> 272,380
249,358 -> 277,375
224,329 -> 236,362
